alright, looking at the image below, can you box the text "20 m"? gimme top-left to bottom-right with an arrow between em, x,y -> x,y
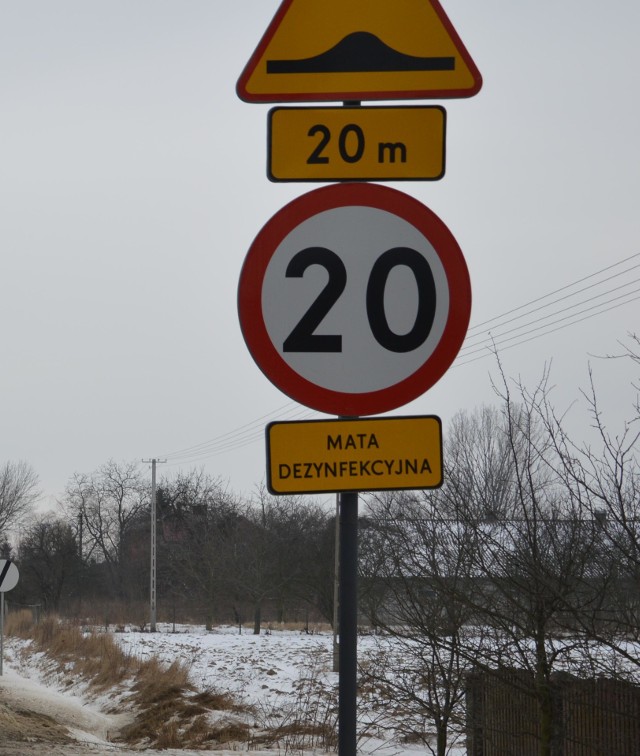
307,123 -> 407,166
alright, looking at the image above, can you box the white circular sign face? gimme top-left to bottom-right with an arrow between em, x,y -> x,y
238,184 -> 471,416
261,205 -> 450,393
0,560 -> 19,592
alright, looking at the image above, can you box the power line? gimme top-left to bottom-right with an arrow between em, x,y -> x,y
467,252 -> 640,333
160,404 -> 316,466
456,291 -> 640,367
159,253 -> 639,466
454,255 -> 639,364
458,281 -> 640,359
160,399 -> 296,458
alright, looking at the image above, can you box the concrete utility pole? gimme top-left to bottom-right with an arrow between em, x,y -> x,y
78,512 -> 83,609
142,458 -> 166,632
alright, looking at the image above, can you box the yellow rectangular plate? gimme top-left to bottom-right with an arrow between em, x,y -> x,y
268,106 -> 446,182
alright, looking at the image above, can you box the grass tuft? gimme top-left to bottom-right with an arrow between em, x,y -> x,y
4,609 -> 35,638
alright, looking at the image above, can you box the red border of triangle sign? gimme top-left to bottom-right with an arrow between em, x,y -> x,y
237,0 -> 482,103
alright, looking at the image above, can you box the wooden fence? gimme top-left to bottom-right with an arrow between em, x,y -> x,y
466,669 -> 640,755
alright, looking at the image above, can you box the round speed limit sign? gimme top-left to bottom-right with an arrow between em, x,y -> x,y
238,183 -> 471,416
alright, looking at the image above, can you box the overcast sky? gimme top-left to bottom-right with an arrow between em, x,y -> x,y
2,0 -> 639,512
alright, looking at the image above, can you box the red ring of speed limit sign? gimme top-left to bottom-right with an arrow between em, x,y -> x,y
237,183 -> 471,416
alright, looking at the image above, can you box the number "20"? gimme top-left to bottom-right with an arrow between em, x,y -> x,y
283,246 -> 437,354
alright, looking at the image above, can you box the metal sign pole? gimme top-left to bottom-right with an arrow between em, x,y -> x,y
0,559 -> 20,675
333,493 -> 340,673
1,592 -> 4,676
338,489 -> 358,755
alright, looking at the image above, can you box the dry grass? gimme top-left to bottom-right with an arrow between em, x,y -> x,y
4,609 -> 34,638
10,613 -> 138,692
120,660 -> 252,750
0,702 -> 71,746
6,610 -> 252,750
266,621 -> 333,635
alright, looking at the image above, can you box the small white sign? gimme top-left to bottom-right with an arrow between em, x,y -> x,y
0,560 -> 19,593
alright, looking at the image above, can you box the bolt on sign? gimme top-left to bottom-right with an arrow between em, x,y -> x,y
266,415 -> 443,494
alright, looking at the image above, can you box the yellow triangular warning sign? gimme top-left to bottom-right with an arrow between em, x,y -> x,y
237,0 -> 482,103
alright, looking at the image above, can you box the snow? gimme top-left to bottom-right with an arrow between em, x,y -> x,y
115,624 -> 466,755
1,624 -> 467,755
0,662 -> 126,741
8,622 -> 639,754
117,624 -> 335,709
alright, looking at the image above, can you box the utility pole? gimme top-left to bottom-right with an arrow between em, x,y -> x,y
78,512 -> 83,610
142,458 -> 166,632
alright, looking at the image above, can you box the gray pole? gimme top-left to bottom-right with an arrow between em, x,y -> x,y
333,493 -> 340,673
78,512 -> 83,610
1,592 -> 4,676
150,458 -> 157,632
143,458 -> 166,633
338,490 -> 358,755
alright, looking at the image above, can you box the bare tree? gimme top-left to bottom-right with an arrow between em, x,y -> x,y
154,469 -> 242,627
534,356 -> 640,672
0,460 -> 40,533
362,371 -> 607,756
18,516 -> 80,611
458,373 -> 604,756
437,405 -> 519,522
62,459 -> 147,600
231,487 -> 329,634
362,491 -> 476,756
606,331 -> 640,400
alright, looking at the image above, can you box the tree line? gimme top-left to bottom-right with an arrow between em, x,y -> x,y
3,462 -> 335,633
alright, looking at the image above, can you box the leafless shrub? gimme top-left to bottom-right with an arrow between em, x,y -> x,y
253,648 -> 338,754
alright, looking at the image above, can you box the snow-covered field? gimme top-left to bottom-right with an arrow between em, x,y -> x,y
7,622 -> 640,754
6,618 -> 640,756
115,623 -> 466,755
2,624 -> 466,755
